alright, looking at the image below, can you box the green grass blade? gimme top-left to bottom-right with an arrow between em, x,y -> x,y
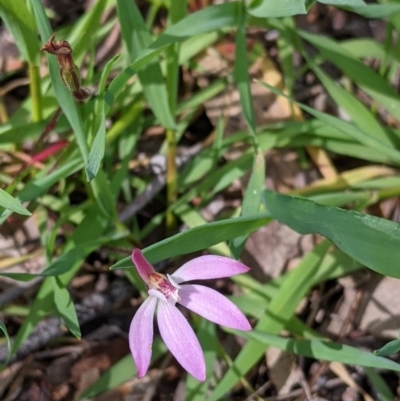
105,2 -> 239,107
147,2 -> 239,50
264,189 -> 400,279
230,151 -> 265,258
364,367 -> 395,401
0,321 -> 11,366
86,52 -> 120,182
299,30 -> 400,126
0,188 -> 31,216
90,171 -> 119,221
247,0 -> 307,17
0,0 -> 39,63
68,0 -> 108,61
257,80 -> 400,165
306,56 -> 391,144
53,277 -> 81,338
341,3 -> 400,19
229,2 -> 264,258
233,330 -> 400,372
277,17 -> 298,91
318,0 -> 365,5
186,320 -> 217,401
116,0 -> 175,129
86,109 -> 105,181
340,38 -> 385,59
234,4 -> 257,139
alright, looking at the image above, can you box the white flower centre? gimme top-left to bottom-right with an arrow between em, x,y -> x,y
148,272 -> 180,304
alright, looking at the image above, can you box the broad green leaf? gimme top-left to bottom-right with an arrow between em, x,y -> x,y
342,4 -> 400,19
234,330 -> 400,372
247,0 -> 307,17
175,204 -> 231,256
53,277 -> 81,338
0,188 -> 31,216
264,190 -> 400,279
111,213 -> 271,270
0,0 -> 39,63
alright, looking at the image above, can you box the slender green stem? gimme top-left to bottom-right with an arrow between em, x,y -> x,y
0,97 -> 8,123
165,0 -> 186,236
166,128 -> 177,233
378,186 -> 400,201
146,1 -> 160,30
28,63 -> 42,122
165,46 -> 179,236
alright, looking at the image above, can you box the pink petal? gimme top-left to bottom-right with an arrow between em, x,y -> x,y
172,255 -> 250,283
157,302 -> 206,381
129,296 -> 157,378
178,284 -> 251,331
132,249 -> 155,284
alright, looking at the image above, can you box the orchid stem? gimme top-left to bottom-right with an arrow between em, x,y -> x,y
29,63 -> 42,122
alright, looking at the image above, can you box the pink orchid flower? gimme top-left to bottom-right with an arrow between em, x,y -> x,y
129,249 -> 252,381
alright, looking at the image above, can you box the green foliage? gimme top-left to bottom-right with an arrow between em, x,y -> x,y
235,330 -> 400,372
247,0 -> 307,18
0,189 -> 31,216
263,190 -> 400,278
0,0 -> 39,63
1,0 -> 400,399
